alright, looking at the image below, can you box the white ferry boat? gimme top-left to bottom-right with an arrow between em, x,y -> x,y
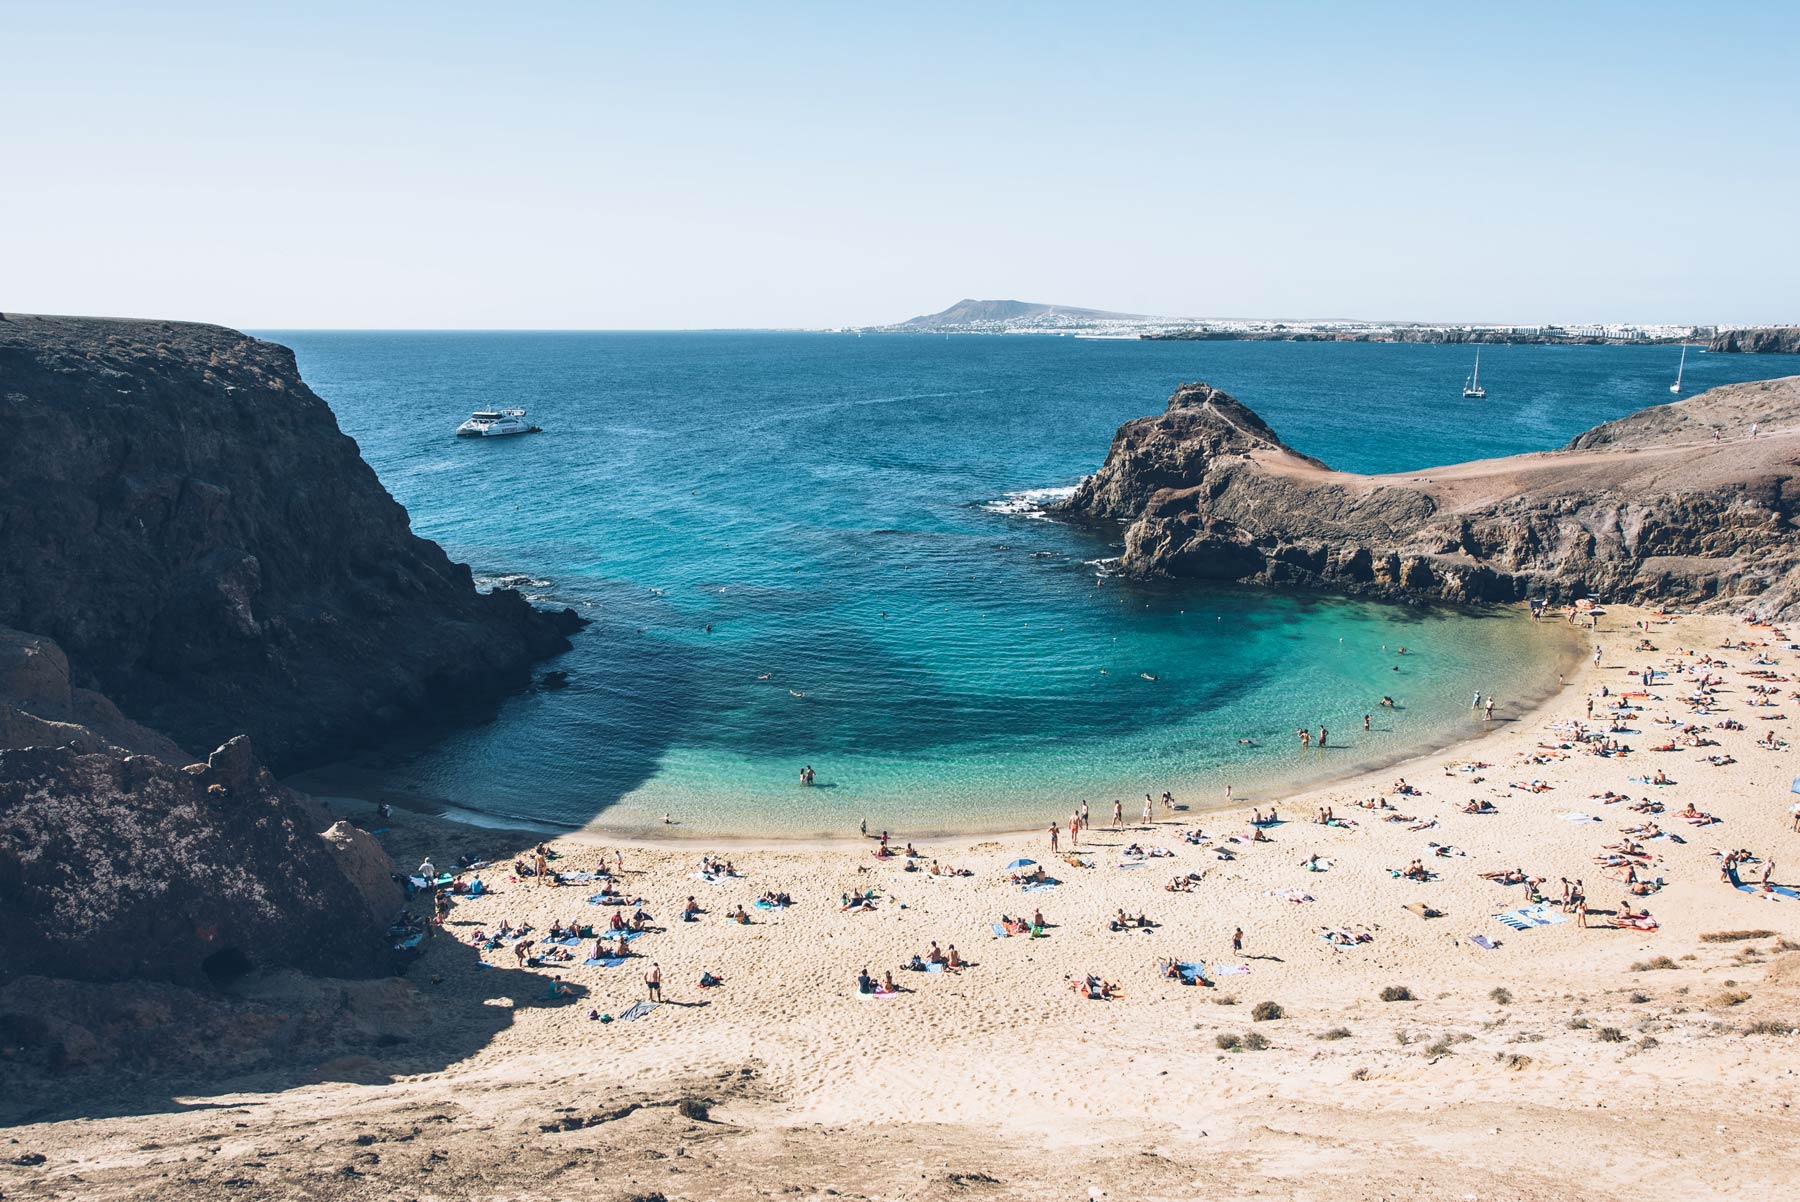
455,408 -> 541,438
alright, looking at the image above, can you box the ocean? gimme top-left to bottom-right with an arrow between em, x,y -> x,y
264,332 -> 1793,836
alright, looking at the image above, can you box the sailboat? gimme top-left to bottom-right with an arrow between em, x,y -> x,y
1670,345 -> 1686,394
1462,348 -> 1487,399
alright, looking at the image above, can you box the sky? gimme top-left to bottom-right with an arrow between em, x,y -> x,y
3,1 -> 1796,329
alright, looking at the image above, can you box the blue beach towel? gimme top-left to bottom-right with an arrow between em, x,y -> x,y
583,955 -> 628,968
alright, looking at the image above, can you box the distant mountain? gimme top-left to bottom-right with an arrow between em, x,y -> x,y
878,298 -> 1153,332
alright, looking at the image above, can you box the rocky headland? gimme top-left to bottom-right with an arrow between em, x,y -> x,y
0,313 -> 581,1005
1709,326 -> 1800,354
0,313 -> 581,769
1059,377 -> 1800,616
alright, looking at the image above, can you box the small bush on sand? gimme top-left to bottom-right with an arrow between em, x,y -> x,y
1215,1033 -> 1241,1050
1243,1031 -> 1270,1051
1701,930 -> 1775,943
1744,1019 -> 1796,1035
1711,990 -> 1752,1008
1630,956 -> 1677,972
1380,985 -> 1414,1002
1251,1001 -> 1284,1022
1317,1027 -> 1352,1040
1597,1027 -> 1626,1042
677,1098 -> 710,1122
1489,987 -> 1513,1005
1568,1015 -> 1591,1030
1424,1036 -> 1453,1056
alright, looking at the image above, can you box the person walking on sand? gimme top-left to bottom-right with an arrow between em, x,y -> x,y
644,962 -> 663,1001
1575,899 -> 1588,929
1049,822 -> 1059,854
1143,795 -> 1154,826
1232,926 -> 1244,955
1112,799 -> 1124,830
1593,645 -> 1602,668
1080,800 -> 1090,827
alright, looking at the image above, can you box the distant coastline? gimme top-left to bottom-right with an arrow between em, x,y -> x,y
863,297 -> 1797,350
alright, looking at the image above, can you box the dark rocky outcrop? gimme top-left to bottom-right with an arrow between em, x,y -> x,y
1709,327 -> 1800,354
1059,378 -> 1800,616
0,313 -> 581,771
0,735 -> 392,985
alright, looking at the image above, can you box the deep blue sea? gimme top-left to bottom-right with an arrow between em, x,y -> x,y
264,333 -> 1794,836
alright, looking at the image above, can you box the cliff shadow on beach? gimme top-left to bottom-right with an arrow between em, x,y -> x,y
0,879 -> 615,1126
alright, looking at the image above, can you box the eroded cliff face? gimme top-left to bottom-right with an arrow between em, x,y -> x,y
1709,327 -> 1800,355
1059,379 -> 1800,615
0,312 -> 583,988
0,735 -> 393,985
0,313 -> 581,771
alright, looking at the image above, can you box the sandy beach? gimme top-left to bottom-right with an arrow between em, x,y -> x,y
8,605 -> 1799,1201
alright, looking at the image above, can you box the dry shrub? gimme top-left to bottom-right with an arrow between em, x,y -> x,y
1701,930 -> 1775,943
1251,1001 -> 1284,1022
1380,985 -> 1414,1002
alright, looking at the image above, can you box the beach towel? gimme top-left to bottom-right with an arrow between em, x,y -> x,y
1117,861 -> 1147,870
1266,887 -> 1314,903
544,935 -> 583,947
1214,963 -> 1251,976
991,923 -> 1010,939
1021,881 -> 1059,893
392,933 -> 424,951
1557,812 -> 1602,823
559,871 -> 603,884
692,872 -> 728,884
615,1000 -> 659,1022
1175,961 -> 1206,985
582,955 -> 628,968
1737,884 -> 1797,901
753,899 -> 788,910
1468,934 -> 1497,950
1493,904 -> 1567,930
924,961 -> 945,973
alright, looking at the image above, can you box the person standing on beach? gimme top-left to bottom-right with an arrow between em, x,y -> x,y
1484,698 -> 1495,721
1593,645 -> 1602,667
1318,726 -> 1328,749
1142,795 -> 1154,826
1080,800 -> 1090,827
1049,822 -> 1059,853
1112,799 -> 1123,830
645,962 -> 663,1001
1575,899 -> 1588,929
1232,926 -> 1244,955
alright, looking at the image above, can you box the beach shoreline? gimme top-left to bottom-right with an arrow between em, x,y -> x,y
292,602 -> 1590,849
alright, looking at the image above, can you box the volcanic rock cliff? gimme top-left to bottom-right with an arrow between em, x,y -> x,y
1709,327 -> 1800,354
0,312 -> 581,988
0,313 -> 581,770
1059,378 -> 1800,616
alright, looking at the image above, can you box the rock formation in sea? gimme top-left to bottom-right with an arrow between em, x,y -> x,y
1709,327 -> 1800,354
0,313 -> 582,771
1058,377 -> 1800,616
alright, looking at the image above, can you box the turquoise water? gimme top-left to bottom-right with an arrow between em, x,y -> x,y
266,333 -> 1793,836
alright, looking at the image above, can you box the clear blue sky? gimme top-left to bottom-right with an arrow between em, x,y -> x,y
3,1 -> 1795,329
